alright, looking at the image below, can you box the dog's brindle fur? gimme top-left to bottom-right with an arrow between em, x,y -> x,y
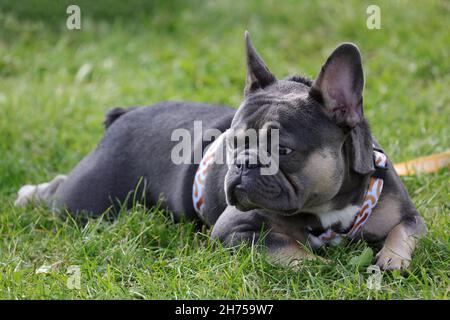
16,33 -> 426,270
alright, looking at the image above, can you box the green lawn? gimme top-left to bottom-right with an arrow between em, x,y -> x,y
0,0 -> 448,299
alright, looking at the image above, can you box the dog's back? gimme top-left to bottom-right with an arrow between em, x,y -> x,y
27,102 -> 235,219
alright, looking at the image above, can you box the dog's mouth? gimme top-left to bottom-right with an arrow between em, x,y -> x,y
226,184 -> 255,211
224,161 -> 305,215
226,182 -> 301,215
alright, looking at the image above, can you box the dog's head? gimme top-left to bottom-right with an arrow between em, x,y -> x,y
224,32 -> 374,214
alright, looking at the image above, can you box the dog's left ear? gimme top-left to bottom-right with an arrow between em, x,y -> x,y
311,43 -> 364,128
312,43 -> 374,175
244,31 -> 277,97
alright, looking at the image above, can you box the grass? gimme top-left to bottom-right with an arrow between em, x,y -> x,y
0,0 -> 449,299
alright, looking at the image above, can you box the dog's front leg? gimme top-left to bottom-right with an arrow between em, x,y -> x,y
211,206 -> 316,267
375,215 -> 426,271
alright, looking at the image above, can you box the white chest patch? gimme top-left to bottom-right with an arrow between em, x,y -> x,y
314,205 -> 361,230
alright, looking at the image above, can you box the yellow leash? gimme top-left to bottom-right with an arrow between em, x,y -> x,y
394,151 -> 450,176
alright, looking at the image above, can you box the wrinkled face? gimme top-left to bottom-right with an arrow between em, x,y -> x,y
224,80 -> 347,214
224,33 -> 366,215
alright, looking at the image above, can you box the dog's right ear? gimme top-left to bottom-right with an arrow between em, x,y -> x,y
244,31 -> 276,97
311,43 -> 364,128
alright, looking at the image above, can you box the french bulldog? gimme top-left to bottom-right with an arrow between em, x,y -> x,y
16,32 -> 426,270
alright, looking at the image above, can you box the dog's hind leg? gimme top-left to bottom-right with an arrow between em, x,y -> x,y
15,175 -> 67,208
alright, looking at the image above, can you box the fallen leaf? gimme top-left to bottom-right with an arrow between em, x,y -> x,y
349,247 -> 374,268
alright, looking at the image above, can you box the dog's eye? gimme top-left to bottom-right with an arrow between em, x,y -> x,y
278,145 -> 293,155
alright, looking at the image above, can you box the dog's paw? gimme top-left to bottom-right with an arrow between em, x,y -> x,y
14,184 -> 39,207
375,247 -> 411,271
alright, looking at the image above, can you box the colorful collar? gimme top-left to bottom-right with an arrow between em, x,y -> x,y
193,138 -> 388,240
317,147 -> 388,244
192,134 -> 225,220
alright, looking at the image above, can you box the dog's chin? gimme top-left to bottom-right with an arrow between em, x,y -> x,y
226,182 -> 302,215
228,191 -> 301,215
234,202 -> 300,215
234,202 -> 256,212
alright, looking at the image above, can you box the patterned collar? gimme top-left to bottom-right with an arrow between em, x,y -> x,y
317,147 -> 388,245
192,134 -> 226,221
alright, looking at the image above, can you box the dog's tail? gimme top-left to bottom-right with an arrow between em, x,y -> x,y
103,107 -> 137,129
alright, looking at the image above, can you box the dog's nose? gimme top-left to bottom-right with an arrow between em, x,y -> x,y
235,152 -> 261,172
235,161 -> 260,171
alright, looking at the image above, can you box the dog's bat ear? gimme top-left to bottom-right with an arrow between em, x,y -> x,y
311,43 -> 364,128
244,31 -> 276,97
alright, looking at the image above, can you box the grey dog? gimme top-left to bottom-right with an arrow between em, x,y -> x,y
16,32 -> 426,270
